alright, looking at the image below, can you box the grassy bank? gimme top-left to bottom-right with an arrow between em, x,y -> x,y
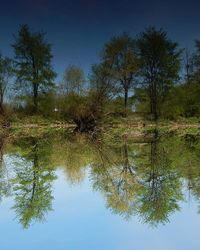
0,114 -> 199,138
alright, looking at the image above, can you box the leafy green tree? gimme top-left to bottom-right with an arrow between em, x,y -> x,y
137,27 -> 181,120
101,33 -> 138,116
162,83 -> 200,118
12,24 -> 56,112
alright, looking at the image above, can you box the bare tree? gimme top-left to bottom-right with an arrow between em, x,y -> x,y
63,65 -> 85,95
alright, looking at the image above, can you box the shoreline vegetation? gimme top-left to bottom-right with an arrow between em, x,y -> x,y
0,115 -> 199,139
0,25 -> 200,134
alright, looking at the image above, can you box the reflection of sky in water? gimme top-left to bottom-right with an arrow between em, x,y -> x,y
0,168 -> 199,250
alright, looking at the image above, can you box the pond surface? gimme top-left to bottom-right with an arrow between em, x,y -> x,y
0,130 -> 200,249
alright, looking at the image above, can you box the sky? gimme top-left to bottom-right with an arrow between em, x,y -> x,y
0,0 -> 200,81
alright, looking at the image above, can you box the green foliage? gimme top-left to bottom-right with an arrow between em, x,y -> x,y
137,27 -> 181,120
101,33 -> 139,114
192,40 -> 200,82
12,24 -> 56,112
0,26 -> 198,123
162,83 -> 200,119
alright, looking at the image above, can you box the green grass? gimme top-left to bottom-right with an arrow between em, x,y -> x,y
0,113 -> 199,138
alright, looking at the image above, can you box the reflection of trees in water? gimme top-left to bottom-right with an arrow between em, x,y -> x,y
91,140 -> 141,217
51,134 -> 92,184
180,134 -> 200,212
54,130 -> 186,226
90,131 -> 184,225
11,137 -> 56,228
135,131 -> 183,226
0,131 -> 200,228
0,137 -> 11,201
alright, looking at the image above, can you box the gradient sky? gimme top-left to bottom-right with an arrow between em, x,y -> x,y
0,0 -> 200,80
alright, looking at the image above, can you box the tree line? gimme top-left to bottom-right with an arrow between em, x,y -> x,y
0,24 -> 200,130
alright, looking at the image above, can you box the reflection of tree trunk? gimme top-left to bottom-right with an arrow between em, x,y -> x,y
0,85 -> 4,114
0,137 -> 5,167
149,130 -> 159,197
124,143 -> 129,168
122,142 -> 135,176
31,142 -> 38,202
0,105 -> 3,115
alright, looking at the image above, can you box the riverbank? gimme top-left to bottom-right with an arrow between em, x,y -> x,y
0,115 -> 199,138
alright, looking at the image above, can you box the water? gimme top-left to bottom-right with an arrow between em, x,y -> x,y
0,131 -> 199,249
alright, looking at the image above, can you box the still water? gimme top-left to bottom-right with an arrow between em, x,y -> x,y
0,130 -> 199,249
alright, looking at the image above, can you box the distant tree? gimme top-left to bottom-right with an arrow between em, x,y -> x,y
61,64 -> 115,132
101,33 -> 138,116
62,65 -> 85,95
184,48 -> 194,84
89,62 -> 119,116
137,27 -> 181,120
12,24 -> 56,112
0,55 -> 13,113
192,40 -> 200,83
90,63 -> 117,100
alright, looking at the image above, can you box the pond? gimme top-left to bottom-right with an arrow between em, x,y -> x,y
0,130 -> 199,249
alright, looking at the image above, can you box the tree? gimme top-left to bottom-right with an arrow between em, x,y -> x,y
90,63 -> 117,101
62,65 -> 85,95
0,55 -> 13,113
137,27 -> 181,120
12,24 -> 56,112
184,48 -> 194,84
89,62 -> 119,117
61,65 -> 115,132
191,40 -> 200,83
101,33 -> 138,116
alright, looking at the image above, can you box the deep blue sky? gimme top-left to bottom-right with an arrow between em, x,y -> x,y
0,0 -> 200,81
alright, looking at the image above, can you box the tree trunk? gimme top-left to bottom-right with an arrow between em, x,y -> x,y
124,88 -> 128,117
152,97 -> 158,121
150,81 -> 158,121
0,103 -> 4,115
0,89 -> 4,115
33,83 -> 38,113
